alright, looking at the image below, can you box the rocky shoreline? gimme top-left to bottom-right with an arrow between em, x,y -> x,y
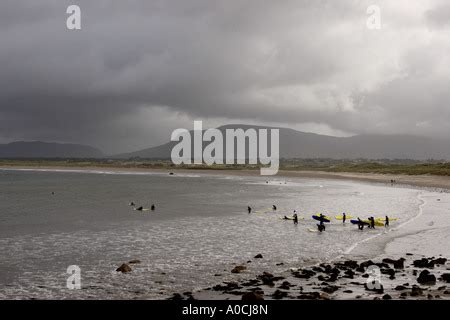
165,254 -> 450,300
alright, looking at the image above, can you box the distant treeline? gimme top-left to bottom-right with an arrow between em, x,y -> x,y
2,158 -> 450,175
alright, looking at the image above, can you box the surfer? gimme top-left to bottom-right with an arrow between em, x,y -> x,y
272,205 -> 277,211
151,204 -> 155,211
318,214 -> 326,231
136,206 -> 144,211
129,202 -> 135,206
385,215 -> 389,227
357,218 -> 364,230
368,217 -> 375,229
293,214 -> 298,225
317,224 -> 325,232
342,212 -> 346,223
248,206 -> 252,214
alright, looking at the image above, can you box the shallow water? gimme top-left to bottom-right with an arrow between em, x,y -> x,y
0,169 -> 422,299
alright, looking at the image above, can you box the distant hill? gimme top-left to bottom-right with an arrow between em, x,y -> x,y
0,141 -> 103,158
113,124 -> 450,160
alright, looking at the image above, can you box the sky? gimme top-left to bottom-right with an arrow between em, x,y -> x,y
1,0 -> 450,154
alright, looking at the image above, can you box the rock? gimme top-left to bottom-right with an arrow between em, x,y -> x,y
413,258 -> 434,269
322,285 -> 340,294
241,279 -> 260,287
417,270 -> 436,285
440,273 -> 450,283
382,258 -> 396,264
278,281 -> 292,290
297,292 -> 321,300
437,286 -> 446,290
394,258 -> 406,269
343,260 -> 359,269
116,263 -> 132,273
231,265 -> 247,273
395,285 -> 408,291
400,292 -> 408,297
406,253 -> 413,256
168,293 -> 183,300
432,258 -> 447,265
411,286 -> 423,297
364,283 -> 384,294
213,282 -> 241,291
292,269 -> 316,279
276,262 -> 284,266
128,259 -> 141,264
254,254 -> 263,259
344,269 -> 355,279
382,294 -> 392,300
343,290 -> 353,293
381,268 -> 395,277
272,290 -> 288,299
241,292 -> 264,301
359,260 -> 375,270
257,272 -> 276,286
427,294 -> 434,299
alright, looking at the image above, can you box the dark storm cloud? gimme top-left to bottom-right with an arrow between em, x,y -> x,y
0,0 -> 449,153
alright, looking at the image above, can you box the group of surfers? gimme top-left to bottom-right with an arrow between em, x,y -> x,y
247,205 -> 390,233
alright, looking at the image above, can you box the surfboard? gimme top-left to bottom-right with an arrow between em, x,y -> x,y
134,208 -> 150,211
312,214 -> 331,223
376,217 -> 399,221
308,228 -> 319,233
335,215 -> 353,220
350,219 -> 384,227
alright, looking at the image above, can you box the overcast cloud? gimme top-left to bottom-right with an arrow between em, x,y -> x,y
1,0 -> 450,153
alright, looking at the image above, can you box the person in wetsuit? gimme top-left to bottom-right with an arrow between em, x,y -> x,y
129,202 -> 135,206
151,204 -> 155,211
247,206 -> 252,214
293,213 -> 298,225
342,212 -> 347,223
318,214 -> 326,231
357,217 -> 364,230
136,206 -> 143,211
272,205 -> 277,211
385,215 -> 389,227
369,217 -> 375,229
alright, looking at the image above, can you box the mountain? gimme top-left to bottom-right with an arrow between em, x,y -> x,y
0,141 -> 103,158
113,124 -> 450,160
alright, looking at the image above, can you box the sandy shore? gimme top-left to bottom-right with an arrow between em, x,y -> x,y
3,165 -> 450,190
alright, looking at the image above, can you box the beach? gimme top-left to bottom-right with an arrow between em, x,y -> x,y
0,166 -> 449,300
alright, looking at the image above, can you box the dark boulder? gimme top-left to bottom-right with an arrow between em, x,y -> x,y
116,263 -> 132,273
382,294 -> 392,300
440,273 -> 450,283
231,265 -> 247,273
413,258 -> 434,269
272,290 -> 289,299
254,254 -> 263,259
322,285 -> 340,294
242,292 -> 264,301
411,286 -> 423,297
417,270 -> 436,285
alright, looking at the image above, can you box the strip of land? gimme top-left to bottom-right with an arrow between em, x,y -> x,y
2,161 -> 450,190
